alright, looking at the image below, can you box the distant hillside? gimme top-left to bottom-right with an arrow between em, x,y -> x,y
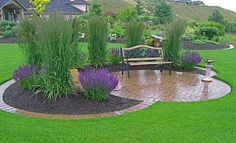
171,3 -> 236,22
89,0 -> 134,13
91,0 -> 236,22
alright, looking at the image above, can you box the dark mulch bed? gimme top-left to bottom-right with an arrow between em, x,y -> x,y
3,83 -> 141,115
182,40 -> 229,50
0,37 -> 17,43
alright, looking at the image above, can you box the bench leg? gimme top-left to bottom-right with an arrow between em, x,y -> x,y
168,64 -> 172,75
127,64 -> 130,78
160,65 -> 163,73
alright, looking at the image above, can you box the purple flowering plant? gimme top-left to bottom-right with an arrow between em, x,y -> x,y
181,51 -> 202,70
109,48 -> 122,64
145,49 -> 159,58
13,65 -> 40,89
79,68 -> 119,100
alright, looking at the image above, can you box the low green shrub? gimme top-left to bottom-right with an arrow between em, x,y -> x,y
198,27 -> 219,40
3,30 -> 14,38
199,22 -> 224,36
109,22 -> 125,38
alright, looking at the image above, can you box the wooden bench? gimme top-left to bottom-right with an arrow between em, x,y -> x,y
121,45 -> 172,78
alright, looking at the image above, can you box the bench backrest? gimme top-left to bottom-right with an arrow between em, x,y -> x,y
122,45 -> 164,61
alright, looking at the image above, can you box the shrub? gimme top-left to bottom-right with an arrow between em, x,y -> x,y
109,48 -> 122,64
18,17 -> 43,67
138,15 -> 151,22
79,68 -> 119,101
4,25 -> 12,31
118,7 -> 138,22
151,17 -> 160,25
109,22 -> 125,38
13,65 -> 40,90
183,25 -> 196,41
199,22 -> 224,36
164,19 -> 187,64
0,20 -> 12,28
87,16 -> 108,65
199,27 -> 219,40
0,20 -> 16,28
3,30 -> 14,38
181,51 -> 202,70
35,14 -> 83,100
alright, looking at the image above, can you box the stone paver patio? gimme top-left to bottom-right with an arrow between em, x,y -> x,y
113,70 -> 231,102
0,70 -> 231,119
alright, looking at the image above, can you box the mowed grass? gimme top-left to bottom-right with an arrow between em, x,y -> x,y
0,41 -> 236,142
0,43 -> 124,82
0,44 -> 23,82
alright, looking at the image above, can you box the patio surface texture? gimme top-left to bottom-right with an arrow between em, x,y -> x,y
0,70 -> 231,119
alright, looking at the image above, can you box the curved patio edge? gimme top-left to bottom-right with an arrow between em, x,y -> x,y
0,68 -> 231,119
0,80 -> 154,119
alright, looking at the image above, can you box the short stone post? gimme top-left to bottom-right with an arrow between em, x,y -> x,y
202,59 -> 214,82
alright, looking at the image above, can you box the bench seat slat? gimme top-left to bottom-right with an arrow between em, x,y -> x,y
128,61 -> 172,66
126,57 -> 163,61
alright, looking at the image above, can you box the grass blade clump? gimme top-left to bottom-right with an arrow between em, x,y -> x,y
125,19 -> 144,47
18,17 -> 43,67
87,16 -> 108,65
125,19 -> 144,58
36,14 -> 82,100
163,19 -> 187,64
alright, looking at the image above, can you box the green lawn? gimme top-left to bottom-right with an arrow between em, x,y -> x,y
0,42 -> 236,142
0,44 -> 23,83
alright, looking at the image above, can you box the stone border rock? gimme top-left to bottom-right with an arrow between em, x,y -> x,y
0,68 -> 230,119
224,44 -> 235,50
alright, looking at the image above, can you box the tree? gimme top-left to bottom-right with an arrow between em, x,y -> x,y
118,7 -> 138,22
90,0 -> 102,15
136,0 -> 143,15
28,0 -> 50,16
208,10 -> 225,25
154,1 -> 173,24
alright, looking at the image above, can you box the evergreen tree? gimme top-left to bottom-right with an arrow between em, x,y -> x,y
136,0 -> 143,15
154,1 -> 173,24
90,0 -> 102,15
208,10 -> 225,25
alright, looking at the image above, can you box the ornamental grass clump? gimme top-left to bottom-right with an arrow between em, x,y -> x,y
164,19 -> 187,64
87,16 -> 108,65
13,65 -> 40,90
35,14 -> 83,100
79,68 -> 119,101
125,19 -> 144,58
181,51 -> 202,70
125,19 -> 144,47
18,17 -> 43,67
